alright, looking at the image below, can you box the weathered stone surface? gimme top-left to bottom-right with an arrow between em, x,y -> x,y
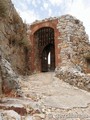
0,67 -> 2,94
55,14 -> 90,91
1,73 -> 90,120
0,48 -> 20,94
0,0 -> 31,76
0,1 -> 90,119
0,0 -> 31,94
24,73 -> 90,120
0,110 -> 21,120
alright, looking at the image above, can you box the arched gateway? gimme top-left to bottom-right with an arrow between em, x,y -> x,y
29,15 -> 90,73
30,18 -> 60,73
34,27 -> 55,72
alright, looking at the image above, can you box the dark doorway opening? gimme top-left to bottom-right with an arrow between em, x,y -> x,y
41,44 -> 55,72
86,58 -> 90,73
34,27 -> 55,72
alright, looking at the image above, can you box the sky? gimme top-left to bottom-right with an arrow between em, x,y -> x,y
11,0 -> 90,40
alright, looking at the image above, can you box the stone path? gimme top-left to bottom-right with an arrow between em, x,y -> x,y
0,72 -> 90,120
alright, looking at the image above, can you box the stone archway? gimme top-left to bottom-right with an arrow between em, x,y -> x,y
34,27 -> 55,72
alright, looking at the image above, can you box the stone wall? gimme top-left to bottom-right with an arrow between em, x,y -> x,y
57,15 -> 90,72
56,15 -> 90,91
30,15 -> 90,74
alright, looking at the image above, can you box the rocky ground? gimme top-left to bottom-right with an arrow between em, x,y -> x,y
0,72 -> 90,120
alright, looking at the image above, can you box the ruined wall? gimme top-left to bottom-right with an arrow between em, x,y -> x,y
57,15 -> 90,72
0,0 -> 31,94
56,15 -> 90,91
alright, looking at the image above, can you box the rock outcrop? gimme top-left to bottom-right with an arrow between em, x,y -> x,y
0,0 -> 31,94
0,48 -> 20,94
0,0 -> 31,75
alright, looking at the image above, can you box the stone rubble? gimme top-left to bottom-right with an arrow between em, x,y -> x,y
0,73 -> 90,120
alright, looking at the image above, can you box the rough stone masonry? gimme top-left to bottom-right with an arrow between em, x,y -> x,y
55,15 -> 90,91
30,14 -> 90,91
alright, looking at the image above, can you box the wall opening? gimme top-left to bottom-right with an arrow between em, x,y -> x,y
48,52 -> 51,71
41,44 -> 55,72
34,27 -> 55,72
86,58 -> 90,73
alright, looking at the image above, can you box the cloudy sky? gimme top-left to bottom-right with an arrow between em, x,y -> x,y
11,0 -> 90,40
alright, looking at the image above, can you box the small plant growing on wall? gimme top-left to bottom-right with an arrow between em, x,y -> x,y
18,37 -> 30,48
0,0 -> 7,17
